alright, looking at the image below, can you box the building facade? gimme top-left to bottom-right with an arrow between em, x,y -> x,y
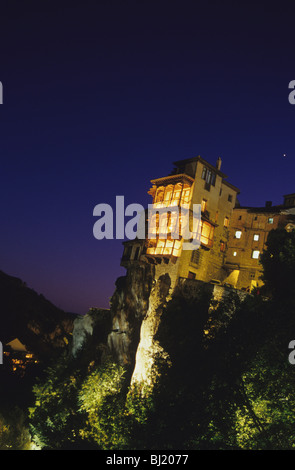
121,156 -> 295,292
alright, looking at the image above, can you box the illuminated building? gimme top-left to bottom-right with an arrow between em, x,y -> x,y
224,196 -> 295,291
3,338 -> 39,376
121,155 -> 239,288
121,156 -> 295,293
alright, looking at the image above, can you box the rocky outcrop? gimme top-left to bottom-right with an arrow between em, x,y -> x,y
131,273 -> 172,386
71,307 -> 111,363
107,263 -> 155,369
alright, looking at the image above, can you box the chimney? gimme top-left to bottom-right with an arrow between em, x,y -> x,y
265,201 -> 272,208
216,157 -> 222,170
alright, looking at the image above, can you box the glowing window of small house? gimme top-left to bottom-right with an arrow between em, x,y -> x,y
224,216 -> 229,227
253,234 -> 259,241
268,217 -> 274,224
252,250 -> 260,259
235,230 -> 242,239
233,251 -> 237,257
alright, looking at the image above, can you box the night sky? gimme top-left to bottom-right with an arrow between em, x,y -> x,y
1,1 -> 294,314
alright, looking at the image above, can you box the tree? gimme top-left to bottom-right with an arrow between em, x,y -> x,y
260,228 -> 295,299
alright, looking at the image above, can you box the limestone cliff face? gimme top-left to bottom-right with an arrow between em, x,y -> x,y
107,263 -> 155,368
131,273 -> 172,386
71,307 -> 111,363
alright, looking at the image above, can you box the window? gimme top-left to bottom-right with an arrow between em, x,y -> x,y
155,186 -> 164,204
200,221 -> 214,247
188,271 -> 196,280
180,186 -> 191,205
224,216 -> 229,227
206,170 -> 212,184
268,217 -> 274,224
252,250 -> 260,259
233,251 -> 237,257
228,194 -> 233,203
201,199 -> 207,212
163,185 -> 173,204
191,249 -> 202,266
235,230 -> 242,239
249,272 -> 255,279
238,215 -> 242,220
201,166 -> 216,187
253,234 -> 259,241
220,241 -> 226,252
171,183 -> 182,206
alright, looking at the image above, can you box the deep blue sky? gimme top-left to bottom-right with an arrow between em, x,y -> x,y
0,1 -> 295,314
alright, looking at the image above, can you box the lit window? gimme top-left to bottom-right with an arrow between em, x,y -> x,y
201,199 -> 207,212
155,187 -> 164,204
235,230 -> 242,239
180,186 -> 191,205
163,185 -> 173,204
268,217 -> 274,224
224,216 -> 229,227
252,250 -> 260,259
200,221 -> 214,247
233,251 -> 237,257
220,242 -> 226,252
253,234 -> 259,241
172,239 -> 182,257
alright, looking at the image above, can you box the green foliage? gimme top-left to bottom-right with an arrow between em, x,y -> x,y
0,407 -> 33,450
78,361 -> 129,449
260,228 -> 295,298
29,355 -> 85,449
